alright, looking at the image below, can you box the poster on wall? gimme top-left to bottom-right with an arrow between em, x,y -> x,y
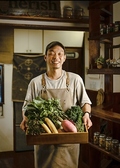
12,54 -> 46,102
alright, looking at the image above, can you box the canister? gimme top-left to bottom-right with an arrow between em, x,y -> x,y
111,139 -> 119,155
74,8 -> 84,19
105,136 -> 112,151
93,132 -> 100,145
63,7 -> 73,18
99,134 -> 106,148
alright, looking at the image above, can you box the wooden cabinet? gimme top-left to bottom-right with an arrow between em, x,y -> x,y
82,1 -> 120,168
88,1 -> 120,93
14,29 -> 43,53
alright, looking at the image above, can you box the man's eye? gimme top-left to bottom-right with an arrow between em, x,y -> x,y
58,53 -> 64,56
48,52 -> 55,56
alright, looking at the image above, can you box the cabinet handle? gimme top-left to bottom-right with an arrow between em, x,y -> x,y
26,50 -> 28,52
29,50 -> 31,52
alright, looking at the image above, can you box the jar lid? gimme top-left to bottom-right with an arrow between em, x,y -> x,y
75,8 -> 83,11
94,132 -> 100,135
112,139 -> 119,143
99,134 -> 106,137
64,7 -> 73,11
106,136 -> 112,140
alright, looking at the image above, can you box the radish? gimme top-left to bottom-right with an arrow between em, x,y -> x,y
61,119 -> 77,132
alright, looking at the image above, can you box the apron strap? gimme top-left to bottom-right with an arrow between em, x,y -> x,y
42,74 -> 46,89
66,72 -> 69,90
41,72 -> 69,89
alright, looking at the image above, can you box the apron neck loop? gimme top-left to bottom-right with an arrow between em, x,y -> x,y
42,72 -> 70,90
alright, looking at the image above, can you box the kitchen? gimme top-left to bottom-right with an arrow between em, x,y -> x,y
0,1 -> 120,168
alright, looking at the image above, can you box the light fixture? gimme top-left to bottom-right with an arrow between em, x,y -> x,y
66,52 -> 79,59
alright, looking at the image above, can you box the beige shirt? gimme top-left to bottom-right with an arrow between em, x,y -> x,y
22,70 -> 91,111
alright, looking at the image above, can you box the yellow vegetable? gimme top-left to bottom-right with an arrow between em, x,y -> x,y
45,118 -> 58,133
41,123 -> 52,133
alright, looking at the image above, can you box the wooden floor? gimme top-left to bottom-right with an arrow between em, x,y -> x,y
0,150 -> 34,168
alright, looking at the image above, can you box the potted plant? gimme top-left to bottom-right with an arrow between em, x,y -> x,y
95,56 -> 105,69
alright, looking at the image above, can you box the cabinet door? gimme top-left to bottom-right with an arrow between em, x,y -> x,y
14,29 -> 43,53
14,29 -> 28,53
28,30 -> 43,53
44,30 -> 84,53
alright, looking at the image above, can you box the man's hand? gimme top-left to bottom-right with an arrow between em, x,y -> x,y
82,113 -> 92,129
20,118 -> 27,131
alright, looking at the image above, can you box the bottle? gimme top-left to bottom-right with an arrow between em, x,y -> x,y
99,134 -> 106,148
111,139 -> 119,155
105,136 -> 112,151
93,132 -> 100,145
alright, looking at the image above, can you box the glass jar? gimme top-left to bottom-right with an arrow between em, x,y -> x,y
74,8 -> 84,19
105,136 -> 112,151
111,139 -> 119,155
63,7 -> 73,19
99,134 -> 106,148
93,132 -> 100,145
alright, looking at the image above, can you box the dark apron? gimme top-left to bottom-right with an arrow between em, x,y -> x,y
34,73 -> 80,168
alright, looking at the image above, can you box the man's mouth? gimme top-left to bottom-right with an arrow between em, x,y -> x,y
52,61 -> 59,64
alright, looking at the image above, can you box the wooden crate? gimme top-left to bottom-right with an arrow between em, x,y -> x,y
26,128 -> 88,145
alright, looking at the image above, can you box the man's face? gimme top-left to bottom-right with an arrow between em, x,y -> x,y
44,45 -> 66,70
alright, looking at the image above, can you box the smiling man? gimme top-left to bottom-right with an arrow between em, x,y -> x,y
20,41 -> 92,168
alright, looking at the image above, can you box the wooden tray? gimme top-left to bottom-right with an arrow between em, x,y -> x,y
26,128 -> 88,145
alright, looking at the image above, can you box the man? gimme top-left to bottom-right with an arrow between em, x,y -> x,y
20,41 -> 92,168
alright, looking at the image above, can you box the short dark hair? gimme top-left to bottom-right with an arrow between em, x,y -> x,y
45,41 -> 66,55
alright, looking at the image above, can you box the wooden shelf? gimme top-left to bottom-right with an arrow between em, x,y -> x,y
89,30 -> 120,41
100,8 -> 112,17
0,15 -> 89,24
91,105 -> 120,124
89,142 -> 120,162
0,15 -> 89,30
101,31 -> 120,39
87,68 -> 120,74
87,2 -> 120,168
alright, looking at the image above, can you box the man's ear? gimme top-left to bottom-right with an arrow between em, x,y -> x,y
44,55 -> 47,61
64,54 -> 66,62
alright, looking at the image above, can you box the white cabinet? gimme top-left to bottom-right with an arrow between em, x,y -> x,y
44,30 -> 84,52
14,29 -> 43,53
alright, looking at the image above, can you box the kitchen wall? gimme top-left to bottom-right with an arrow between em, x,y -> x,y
0,64 -> 13,151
